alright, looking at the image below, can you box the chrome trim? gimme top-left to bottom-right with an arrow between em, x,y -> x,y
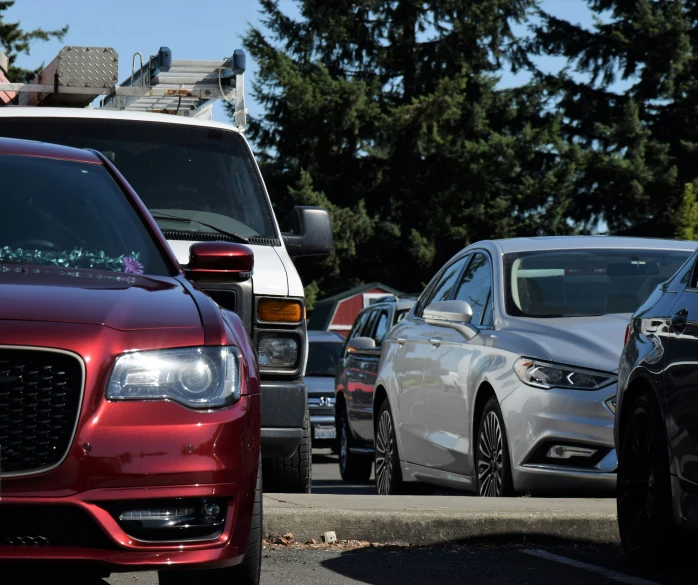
0,345 -> 86,479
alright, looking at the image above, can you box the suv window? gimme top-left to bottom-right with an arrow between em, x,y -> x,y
370,310 -> 391,346
349,310 -> 371,340
454,252 -> 492,325
415,254 -> 470,317
0,154 -> 169,276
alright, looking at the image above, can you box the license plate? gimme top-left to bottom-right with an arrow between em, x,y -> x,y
314,426 -> 336,439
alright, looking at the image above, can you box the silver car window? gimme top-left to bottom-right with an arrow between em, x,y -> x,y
454,253 -> 492,325
415,254 -> 471,317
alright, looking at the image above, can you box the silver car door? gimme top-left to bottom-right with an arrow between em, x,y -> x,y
400,254 -> 471,468
425,252 -> 494,476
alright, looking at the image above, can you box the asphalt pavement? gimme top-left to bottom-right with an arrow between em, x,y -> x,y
19,451 -> 696,584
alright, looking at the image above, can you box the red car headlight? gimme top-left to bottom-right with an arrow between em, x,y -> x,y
107,346 -> 240,408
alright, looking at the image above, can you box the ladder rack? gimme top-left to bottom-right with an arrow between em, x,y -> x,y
0,46 -> 247,129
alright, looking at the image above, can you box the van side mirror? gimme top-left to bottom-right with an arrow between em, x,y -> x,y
188,242 -> 253,281
282,206 -> 334,258
424,300 -> 478,340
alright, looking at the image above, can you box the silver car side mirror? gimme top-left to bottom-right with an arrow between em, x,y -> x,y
424,300 -> 478,340
347,336 -> 380,355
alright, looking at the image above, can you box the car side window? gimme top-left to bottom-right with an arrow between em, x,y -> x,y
348,310 -> 370,340
363,309 -> 379,339
414,255 -> 470,317
371,310 -> 391,346
454,252 -> 492,325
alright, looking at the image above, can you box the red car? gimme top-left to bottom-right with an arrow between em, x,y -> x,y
0,138 -> 262,584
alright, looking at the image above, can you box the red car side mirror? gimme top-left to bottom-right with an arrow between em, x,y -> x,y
188,242 -> 253,280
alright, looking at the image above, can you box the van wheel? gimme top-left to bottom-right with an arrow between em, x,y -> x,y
159,456 -> 262,585
338,405 -> 372,482
263,408 -> 312,493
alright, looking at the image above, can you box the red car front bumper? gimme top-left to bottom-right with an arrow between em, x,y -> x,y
1,392 -> 261,572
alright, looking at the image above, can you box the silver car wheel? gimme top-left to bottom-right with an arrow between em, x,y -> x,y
478,410 -> 504,497
375,410 -> 394,495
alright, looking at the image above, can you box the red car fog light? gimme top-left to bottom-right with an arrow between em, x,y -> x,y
107,498 -> 227,542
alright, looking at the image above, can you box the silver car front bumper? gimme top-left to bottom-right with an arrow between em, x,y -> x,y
500,381 -> 617,494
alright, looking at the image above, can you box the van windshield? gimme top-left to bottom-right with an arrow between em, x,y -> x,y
504,248 -> 692,317
0,118 -> 278,242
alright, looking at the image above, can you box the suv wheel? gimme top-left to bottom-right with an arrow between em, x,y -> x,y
263,408 -> 312,493
617,393 -> 683,568
159,456 -> 262,585
476,397 -> 514,497
337,405 -> 372,482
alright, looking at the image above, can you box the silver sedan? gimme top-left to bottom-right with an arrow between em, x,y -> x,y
372,236 -> 696,496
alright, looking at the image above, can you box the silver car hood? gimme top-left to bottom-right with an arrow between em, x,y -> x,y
303,376 -> 336,395
504,314 -> 631,373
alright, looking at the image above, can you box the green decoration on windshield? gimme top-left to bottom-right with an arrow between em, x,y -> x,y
0,247 -> 143,274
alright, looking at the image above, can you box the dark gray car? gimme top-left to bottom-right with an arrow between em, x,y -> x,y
304,330 -> 345,449
334,296 -> 416,481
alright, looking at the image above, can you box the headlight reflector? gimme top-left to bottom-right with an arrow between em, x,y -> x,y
258,337 -> 299,368
107,346 -> 240,408
514,358 -> 615,391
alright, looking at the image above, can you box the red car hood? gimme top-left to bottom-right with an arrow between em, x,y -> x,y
0,269 -> 201,331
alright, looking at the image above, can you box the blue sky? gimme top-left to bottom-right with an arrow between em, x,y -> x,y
7,0 -> 597,122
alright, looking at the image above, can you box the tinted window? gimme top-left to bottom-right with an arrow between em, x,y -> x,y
349,310 -> 371,339
454,253 -> 492,325
415,255 -> 470,317
0,154 -> 169,276
371,310 -> 391,346
1,119 -> 277,240
504,249 -> 692,317
394,309 -> 410,324
306,342 -> 343,377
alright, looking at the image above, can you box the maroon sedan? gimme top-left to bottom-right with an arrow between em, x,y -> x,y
0,138 -> 261,584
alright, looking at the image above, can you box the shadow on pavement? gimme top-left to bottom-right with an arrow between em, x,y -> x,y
318,538 -> 695,585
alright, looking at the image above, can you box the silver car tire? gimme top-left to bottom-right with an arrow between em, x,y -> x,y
476,397 -> 514,497
374,399 -> 432,495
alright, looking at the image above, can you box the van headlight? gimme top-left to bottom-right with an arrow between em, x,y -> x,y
257,336 -> 299,368
107,347 -> 240,408
514,358 -> 615,390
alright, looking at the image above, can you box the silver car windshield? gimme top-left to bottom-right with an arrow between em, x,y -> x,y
0,118 -> 277,241
503,248 -> 692,318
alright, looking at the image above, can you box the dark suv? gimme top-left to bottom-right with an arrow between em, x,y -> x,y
334,296 -> 415,482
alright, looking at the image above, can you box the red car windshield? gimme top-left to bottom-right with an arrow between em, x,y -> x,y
0,154 -> 170,276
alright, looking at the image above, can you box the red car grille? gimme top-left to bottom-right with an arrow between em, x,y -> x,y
0,348 -> 83,475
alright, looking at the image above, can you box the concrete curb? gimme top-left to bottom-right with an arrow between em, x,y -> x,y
262,495 -> 620,545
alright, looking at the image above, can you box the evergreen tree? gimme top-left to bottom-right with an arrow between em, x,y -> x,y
236,0 -> 578,298
0,0 -> 68,82
529,0 -> 698,237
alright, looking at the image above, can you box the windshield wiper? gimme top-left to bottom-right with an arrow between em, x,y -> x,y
151,212 -> 249,243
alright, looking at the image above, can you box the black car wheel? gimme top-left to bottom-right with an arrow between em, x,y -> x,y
337,405 -> 372,482
476,397 -> 514,497
617,393 -> 680,568
263,409 -> 312,493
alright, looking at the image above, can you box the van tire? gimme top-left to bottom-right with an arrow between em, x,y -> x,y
262,408 -> 312,493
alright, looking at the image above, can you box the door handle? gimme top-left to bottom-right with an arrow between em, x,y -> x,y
671,309 -> 688,333
397,338 -> 406,346
430,337 -> 442,348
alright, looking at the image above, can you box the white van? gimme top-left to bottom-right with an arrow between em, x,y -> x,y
0,46 -> 333,492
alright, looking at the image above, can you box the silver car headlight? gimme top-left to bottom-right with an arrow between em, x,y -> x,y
514,358 -> 616,391
107,346 -> 240,408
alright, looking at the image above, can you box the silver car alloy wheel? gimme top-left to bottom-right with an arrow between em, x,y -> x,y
375,410 -> 394,495
478,411 -> 504,497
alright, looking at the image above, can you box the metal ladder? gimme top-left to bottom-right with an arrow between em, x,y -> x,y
0,46 -> 247,129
